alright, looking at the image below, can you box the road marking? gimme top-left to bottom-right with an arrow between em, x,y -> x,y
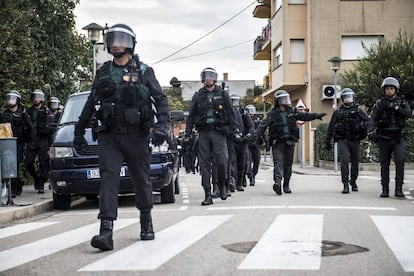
0,222 -> 59,240
371,216 -> 414,272
0,219 -> 137,272
207,205 -> 397,211
238,214 -> 323,270
79,215 -> 232,271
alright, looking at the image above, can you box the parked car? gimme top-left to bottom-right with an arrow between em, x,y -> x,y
48,91 -> 184,209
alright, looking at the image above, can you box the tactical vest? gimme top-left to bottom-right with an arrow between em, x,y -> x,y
27,105 -> 51,137
1,106 -> 27,138
93,60 -> 154,131
333,104 -> 364,140
268,107 -> 299,142
193,86 -> 227,128
375,97 -> 407,134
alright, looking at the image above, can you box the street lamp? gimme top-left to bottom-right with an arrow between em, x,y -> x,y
82,23 -> 104,79
328,56 -> 343,172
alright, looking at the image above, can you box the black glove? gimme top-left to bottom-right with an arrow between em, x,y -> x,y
367,131 -> 378,143
73,135 -> 87,149
233,131 -> 243,143
151,125 -> 168,147
315,113 -> 327,120
325,139 -> 331,151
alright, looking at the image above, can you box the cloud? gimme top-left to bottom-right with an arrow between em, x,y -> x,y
75,0 -> 268,86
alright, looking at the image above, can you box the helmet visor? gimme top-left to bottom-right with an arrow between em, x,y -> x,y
49,102 -> 59,110
6,95 -> 17,106
31,93 -> 44,102
202,71 -> 217,81
342,94 -> 354,104
106,31 -> 134,49
278,96 -> 291,106
231,98 -> 240,107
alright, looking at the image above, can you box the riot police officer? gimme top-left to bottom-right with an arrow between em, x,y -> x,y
25,89 -> 53,194
245,104 -> 262,186
368,77 -> 412,198
185,67 -> 238,205
255,90 -> 326,195
48,96 -> 62,134
326,88 -> 371,194
0,90 -> 33,197
74,23 -> 169,251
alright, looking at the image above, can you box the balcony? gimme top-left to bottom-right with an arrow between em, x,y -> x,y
253,22 -> 271,61
253,0 -> 271,19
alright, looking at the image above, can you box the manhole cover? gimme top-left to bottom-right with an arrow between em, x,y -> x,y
223,240 -> 369,256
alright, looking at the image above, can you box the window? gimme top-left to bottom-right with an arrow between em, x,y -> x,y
288,0 -> 305,4
290,39 -> 305,63
273,43 -> 283,69
341,35 -> 382,60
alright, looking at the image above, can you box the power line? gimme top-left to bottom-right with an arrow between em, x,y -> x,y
164,39 -> 254,62
151,1 -> 256,66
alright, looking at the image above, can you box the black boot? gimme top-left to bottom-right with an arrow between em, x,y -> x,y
219,183 -> 227,200
140,210 -> 155,240
273,183 -> 282,195
350,180 -> 358,192
91,220 -> 113,251
211,184 -> 219,199
283,185 -> 291,194
342,182 -> 349,194
380,185 -> 389,198
395,184 -> 404,198
201,188 -> 213,205
236,185 -> 244,192
249,176 -> 255,186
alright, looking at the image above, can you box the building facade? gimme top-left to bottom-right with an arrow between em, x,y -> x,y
253,0 -> 414,165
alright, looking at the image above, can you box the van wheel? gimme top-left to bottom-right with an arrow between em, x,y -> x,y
53,192 -> 71,210
160,179 -> 175,203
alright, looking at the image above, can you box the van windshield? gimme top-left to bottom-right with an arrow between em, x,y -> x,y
59,92 -> 90,124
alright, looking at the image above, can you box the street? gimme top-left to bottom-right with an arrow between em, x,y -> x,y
1,163 -> 414,276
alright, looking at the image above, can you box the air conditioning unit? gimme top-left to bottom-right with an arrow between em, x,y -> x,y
321,85 -> 341,100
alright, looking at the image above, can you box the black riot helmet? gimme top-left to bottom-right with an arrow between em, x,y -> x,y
105,24 -> 136,58
245,104 -> 256,115
381,77 -> 400,99
200,67 -> 218,83
6,90 -> 21,107
340,88 -> 355,105
31,89 -> 45,102
230,93 -> 241,107
48,96 -> 60,111
274,90 -> 291,106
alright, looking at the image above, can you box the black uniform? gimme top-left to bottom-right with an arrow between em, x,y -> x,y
368,95 -> 411,197
185,85 -> 238,203
75,58 -> 169,221
25,105 -> 53,192
246,114 -> 262,185
256,106 -> 324,195
326,103 -> 371,193
0,106 -> 33,196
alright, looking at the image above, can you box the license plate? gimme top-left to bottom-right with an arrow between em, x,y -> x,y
87,167 -> 126,179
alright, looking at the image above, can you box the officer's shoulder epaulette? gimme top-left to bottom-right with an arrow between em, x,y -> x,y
139,62 -> 148,75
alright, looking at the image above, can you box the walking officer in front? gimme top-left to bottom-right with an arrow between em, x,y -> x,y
185,67 -> 238,205
367,77 -> 411,198
325,88 -> 371,194
74,23 -> 169,251
255,90 -> 326,195
25,89 -> 53,194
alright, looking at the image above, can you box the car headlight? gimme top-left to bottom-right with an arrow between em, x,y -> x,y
151,141 -> 169,152
49,146 -> 74,159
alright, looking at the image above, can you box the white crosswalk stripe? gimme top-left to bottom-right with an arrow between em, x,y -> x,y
1,215 -> 414,273
0,219 -> 138,272
79,215 -> 232,271
238,214 -> 323,270
371,216 -> 414,272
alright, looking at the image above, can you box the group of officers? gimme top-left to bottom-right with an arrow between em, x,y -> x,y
0,89 -> 62,197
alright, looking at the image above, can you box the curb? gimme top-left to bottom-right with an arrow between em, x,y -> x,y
0,199 -> 54,225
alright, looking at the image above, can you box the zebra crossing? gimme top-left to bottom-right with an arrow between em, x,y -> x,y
0,214 -> 413,273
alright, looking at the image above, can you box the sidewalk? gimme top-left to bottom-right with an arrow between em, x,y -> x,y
1,161 -> 413,225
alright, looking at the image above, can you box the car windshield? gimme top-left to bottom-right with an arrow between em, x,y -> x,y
59,92 -> 90,124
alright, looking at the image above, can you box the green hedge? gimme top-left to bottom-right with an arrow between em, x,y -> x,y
314,120 -> 414,164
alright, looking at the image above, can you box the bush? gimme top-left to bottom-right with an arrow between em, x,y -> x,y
314,120 -> 414,165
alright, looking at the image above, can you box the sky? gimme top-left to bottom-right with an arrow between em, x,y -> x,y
74,0 -> 269,87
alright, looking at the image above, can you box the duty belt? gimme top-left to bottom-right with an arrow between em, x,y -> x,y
108,125 -> 141,134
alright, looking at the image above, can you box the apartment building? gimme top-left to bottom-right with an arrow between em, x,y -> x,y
253,0 -> 414,165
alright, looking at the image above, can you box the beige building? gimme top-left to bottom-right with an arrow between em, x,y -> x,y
253,0 -> 414,166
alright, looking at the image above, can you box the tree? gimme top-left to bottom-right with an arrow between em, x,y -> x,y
341,32 -> 414,112
0,0 -> 91,106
